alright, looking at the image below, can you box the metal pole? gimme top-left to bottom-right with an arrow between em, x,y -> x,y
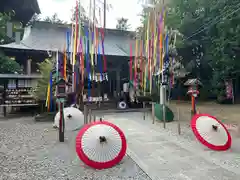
163,104 -> 166,128
103,0 -> 106,29
163,86 -> 166,129
177,106 -> 181,135
152,102 -> 155,124
143,102 -> 146,120
84,105 -> 88,124
59,102 -> 64,142
88,109 -> 92,123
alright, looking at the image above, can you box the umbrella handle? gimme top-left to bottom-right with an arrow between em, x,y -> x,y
99,136 -> 106,143
212,125 -> 218,131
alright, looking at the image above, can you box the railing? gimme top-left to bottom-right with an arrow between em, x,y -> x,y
82,102 -> 181,135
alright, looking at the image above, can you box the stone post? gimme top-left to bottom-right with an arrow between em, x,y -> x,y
27,59 -> 32,75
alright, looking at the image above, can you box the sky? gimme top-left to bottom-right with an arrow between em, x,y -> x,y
37,0 -> 143,30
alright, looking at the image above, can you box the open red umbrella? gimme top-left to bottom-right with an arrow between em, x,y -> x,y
76,121 -> 127,169
191,114 -> 231,151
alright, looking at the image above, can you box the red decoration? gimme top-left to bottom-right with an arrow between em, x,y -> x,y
129,42 -> 133,81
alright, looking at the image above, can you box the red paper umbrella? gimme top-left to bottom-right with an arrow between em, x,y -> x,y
191,114 -> 232,151
76,121 -> 127,169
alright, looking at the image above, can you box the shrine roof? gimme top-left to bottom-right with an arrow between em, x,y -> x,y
0,21 -> 135,57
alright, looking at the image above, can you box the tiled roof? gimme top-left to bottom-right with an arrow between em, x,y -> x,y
0,22 -> 134,57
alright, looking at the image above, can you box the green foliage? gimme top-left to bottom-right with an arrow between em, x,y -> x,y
138,0 -> 240,98
0,12 -> 11,44
43,13 -> 66,24
166,0 -> 240,74
0,12 -> 24,44
0,51 -> 21,73
116,18 -> 131,31
33,59 -> 54,100
0,12 -> 23,73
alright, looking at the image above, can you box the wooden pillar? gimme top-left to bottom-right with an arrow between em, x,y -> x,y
27,59 -> 32,75
116,70 -> 120,96
3,81 -> 7,117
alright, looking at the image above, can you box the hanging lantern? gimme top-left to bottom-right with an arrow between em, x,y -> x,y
191,114 -> 231,151
53,107 -> 84,131
76,121 -> 127,169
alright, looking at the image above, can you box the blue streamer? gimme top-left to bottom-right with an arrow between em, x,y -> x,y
85,27 -> 91,98
66,30 -> 71,58
49,72 -> 53,111
165,34 -> 169,56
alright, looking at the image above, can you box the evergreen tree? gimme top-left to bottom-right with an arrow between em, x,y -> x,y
116,18 -> 131,30
0,12 -> 22,73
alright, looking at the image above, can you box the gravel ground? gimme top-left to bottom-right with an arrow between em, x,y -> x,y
0,117 -> 151,180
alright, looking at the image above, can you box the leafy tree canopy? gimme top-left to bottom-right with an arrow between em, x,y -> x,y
0,12 -> 22,73
32,59 -> 53,100
43,13 -> 66,24
116,17 -> 131,31
139,0 -> 240,97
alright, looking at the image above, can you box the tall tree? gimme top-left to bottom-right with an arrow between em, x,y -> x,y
143,0 -> 240,99
43,13 -> 65,23
32,59 -> 53,100
30,13 -> 41,22
71,3 -> 89,24
27,13 -> 41,25
0,12 -> 21,73
116,17 -> 131,30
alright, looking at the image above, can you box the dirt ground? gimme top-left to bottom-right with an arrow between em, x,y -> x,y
169,101 -> 240,125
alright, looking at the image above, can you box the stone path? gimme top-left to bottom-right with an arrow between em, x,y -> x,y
0,117 -> 151,180
103,112 -> 240,180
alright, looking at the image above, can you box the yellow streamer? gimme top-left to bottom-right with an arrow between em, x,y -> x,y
45,83 -> 50,108
144,12 -> 150,94
73,26 -> 77,65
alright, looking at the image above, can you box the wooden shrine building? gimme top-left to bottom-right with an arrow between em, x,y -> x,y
0,21 -> 135,111
0,0 -> 41,116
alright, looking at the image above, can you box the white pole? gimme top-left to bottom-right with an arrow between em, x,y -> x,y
70,23 -> 74,92
56,50 -> 59,96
